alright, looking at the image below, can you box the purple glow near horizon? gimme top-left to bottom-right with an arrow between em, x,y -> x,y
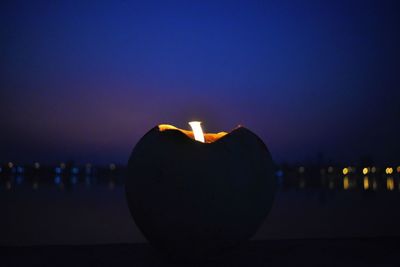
1,0 -> 399,164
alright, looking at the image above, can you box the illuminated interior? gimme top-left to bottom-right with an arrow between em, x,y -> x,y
158,124 -> 228,143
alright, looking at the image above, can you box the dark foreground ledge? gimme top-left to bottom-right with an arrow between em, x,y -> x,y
1,237 -> 399,267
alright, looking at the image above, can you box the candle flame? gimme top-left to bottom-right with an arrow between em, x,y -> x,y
188,121 -> 205,143
158,123 -> 228,143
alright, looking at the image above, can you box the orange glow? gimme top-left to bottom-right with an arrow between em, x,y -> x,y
343,176 -> 349,190
342,167 -> 349,175
363,176 -> 369,190
385,167 -> 393,175
158,124 -> 228,143
387,177 -> 394,191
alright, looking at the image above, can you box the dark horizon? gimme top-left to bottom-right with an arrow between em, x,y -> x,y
1,0 -> 400,164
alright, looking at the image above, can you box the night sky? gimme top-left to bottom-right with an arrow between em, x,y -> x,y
1,0 -> 399,164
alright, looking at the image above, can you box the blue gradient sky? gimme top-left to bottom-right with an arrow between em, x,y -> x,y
1,0 -> 399,164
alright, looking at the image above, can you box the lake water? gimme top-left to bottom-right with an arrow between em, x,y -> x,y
1,174 -> 400,246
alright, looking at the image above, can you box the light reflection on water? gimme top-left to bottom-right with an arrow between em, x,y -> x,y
1,170 -> 400,245
0,174 -> 122,192
1,170 -> 400,193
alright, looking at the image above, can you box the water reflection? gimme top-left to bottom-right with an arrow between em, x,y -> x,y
363,176 -> 369,190
1,163 -> 400,193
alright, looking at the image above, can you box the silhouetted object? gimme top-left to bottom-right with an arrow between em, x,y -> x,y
126,124 -> 276,261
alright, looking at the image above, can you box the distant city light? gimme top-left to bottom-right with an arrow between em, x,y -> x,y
372,179 -> 378,190
1,161 -> 399,192
298,166 -> 305,174
54,176 -> 61,185
71,167 -> 79,175
343,176 -> 349,190
371,166 -> 377,173
385,167 -> 393,175
386,177 -> 394,191
55,167 -> 62,174
109,163 -> 116,171
17,166 -> 24,173
363,176 -> 369,190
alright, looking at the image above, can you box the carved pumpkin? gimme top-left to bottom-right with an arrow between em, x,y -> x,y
126,123 -> 276,260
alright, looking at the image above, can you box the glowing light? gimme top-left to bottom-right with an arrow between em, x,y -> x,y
34,162 -> 40,169
159,124 -> 227,143
189,121 -> 205,143
387,177 -> 394,191
343,176 -> 349,190
342,167 -> 349,175
7,162 -> 14,169
363,176 -> 369,190
109,163 -> 116,171
328,166 -> 333,173
54,176 -> 61,185
17,166 -> 24,173
372,179 -> 378,190
299,166 -> 305,173
385,167 -> 393,175
55,167 -> 62,174
371,166 -> 376,173
362,167 -> 369,175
